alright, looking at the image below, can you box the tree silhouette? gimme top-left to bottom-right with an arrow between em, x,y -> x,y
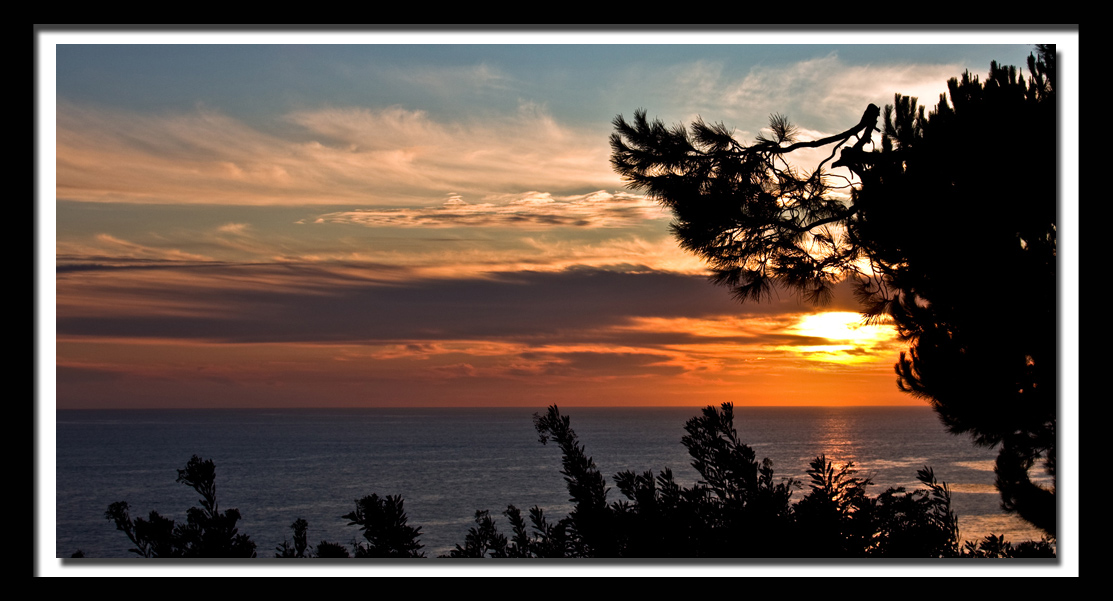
457,403 -> 986,558
275,518 -> 311,558
533,405 -> 617,556
962,533 -> 1055,558
792,455 -> 874,556
342,493 -> 425,558
610,46 -> 1057,536
443,510 -> 512,558
103,409 -> 1053,559
274,517 -> 355,558
107,456 -> 418,559
673,403 -> 797,556
105,455 -> 257,558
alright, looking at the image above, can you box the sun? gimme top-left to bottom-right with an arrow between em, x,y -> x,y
780,311 -> 900,364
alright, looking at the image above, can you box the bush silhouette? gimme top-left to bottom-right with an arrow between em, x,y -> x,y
105,406 -> 1053,559
446,403 -> 1051,558
105,455 -> 256,558
342,493 -> 425,558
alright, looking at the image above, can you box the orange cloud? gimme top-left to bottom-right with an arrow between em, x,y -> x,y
311,190 -> 667,229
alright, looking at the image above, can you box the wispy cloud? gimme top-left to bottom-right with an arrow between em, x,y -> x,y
87,234 -> 212,262
721,53 -> 965,126
391,62 -> 513,94
308,190 -> 667,229
640,53 -> 968,140
216,222 -> 251,235
57,218 -> 698,280
56,101 -> 618,206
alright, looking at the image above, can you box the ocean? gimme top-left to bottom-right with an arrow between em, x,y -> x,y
54,406 -> 1048,559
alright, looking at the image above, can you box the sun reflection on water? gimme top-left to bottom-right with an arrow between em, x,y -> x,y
814,411 -> 859,470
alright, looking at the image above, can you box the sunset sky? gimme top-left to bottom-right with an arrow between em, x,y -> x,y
43,31 -> 1077,409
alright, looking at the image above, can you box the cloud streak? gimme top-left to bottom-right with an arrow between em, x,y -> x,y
57,262 -> 879,350
308,191 -> 667,229
57,101 -> 618,207
692,53 -> 969,132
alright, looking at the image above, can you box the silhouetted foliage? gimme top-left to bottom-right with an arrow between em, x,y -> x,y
105,456 -> 418,559
342,493 -> 425,558
271,519 -> 352,558
105,407 -> 1051,559
679,403 -> 798,555
105,455 -> 256,558
502,505 -> 535,558
962,533 -> 1056,558
275,518 -> 310,558
793,455 -> 874,556
314,540 -> 353,558
866,48 -> 1057,538
610,46 -> 1057,536
273,518 -> 353,558
533,406 -> 617,556
451,403 -> 1017,558
274,500 -> 424,559
869,467 -> 961,557
443,510 -> 511,558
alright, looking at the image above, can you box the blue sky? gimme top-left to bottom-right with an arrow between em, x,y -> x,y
55,43 -> 1035,126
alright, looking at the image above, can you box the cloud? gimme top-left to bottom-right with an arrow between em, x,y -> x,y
87,234 -> 212,262
333,60 -> 514,102
606,53 -> 972,200
724,53 -> 963,126
57,226 -> 293,270
512,235 -> 708,276
56,262 -> 871,347
54,266 -> 731,343
391,62 -> 513,95
59,213 -> 698,281
55,263 -> 908,407
56,101 -> 619,206
216,222 -> 251,234
310,190 -> 667,229
642,53 -> 967,142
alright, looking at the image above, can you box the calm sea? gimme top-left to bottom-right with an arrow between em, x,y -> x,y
54,406 -> 1047,558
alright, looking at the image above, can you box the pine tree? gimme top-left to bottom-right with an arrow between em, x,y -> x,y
610,46 -> 1057,536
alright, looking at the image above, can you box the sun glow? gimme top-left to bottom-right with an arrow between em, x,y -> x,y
780,311 -> 900,364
